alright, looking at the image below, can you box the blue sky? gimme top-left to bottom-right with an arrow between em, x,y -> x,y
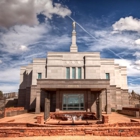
0,0 -> 140,93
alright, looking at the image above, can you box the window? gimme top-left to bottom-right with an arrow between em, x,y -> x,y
72,67 -> 76,79
63,94 -> 84,110
106,73 -> 110,79
38,73 -> 42,79
78,67 -> 82,79
66,67 -> 70,79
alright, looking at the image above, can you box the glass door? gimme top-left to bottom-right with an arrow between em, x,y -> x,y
63,94 -> 84,110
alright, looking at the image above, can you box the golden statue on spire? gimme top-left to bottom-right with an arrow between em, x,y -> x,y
73,21 -> 76,30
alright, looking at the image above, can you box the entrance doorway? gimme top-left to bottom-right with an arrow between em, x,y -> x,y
62,94 -> 84,110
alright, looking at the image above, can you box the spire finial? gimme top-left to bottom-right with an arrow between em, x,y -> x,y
70,21 -> 78,52
73,22 -> 76,30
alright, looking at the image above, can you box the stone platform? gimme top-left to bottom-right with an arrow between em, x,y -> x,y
0,112 -> 140,137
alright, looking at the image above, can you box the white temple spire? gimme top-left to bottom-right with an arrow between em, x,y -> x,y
70,22 -> 78,52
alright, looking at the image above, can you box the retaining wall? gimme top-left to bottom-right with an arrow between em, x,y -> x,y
118,107 -> 140,117
0,122 -> 140,137
4,107 -> 27,117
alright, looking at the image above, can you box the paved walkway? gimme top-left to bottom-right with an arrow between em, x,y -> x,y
0,112 -> 44,123
107,112 -> 139,123
0,136 -> 140,140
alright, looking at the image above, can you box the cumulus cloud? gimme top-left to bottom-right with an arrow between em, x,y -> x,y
0,0 -> 71,28
135,39 -> 140,45
115,59 -> 140,76
19,45 -> 28,51
0,24 -> 49,53
134,60 -> 140,65
37,1 -> 71,18
112,16 -> 140,47
112,16 -> 140,32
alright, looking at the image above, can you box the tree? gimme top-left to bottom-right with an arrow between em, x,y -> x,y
131,90 -> 136,97
0,90 -> 3,99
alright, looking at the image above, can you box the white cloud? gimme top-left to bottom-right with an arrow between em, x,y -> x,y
77,18 -> 140,59
19,45 -> 28,51
38,2 -> 71,18
112,16 -> 140,48
115,59 -> 131,67
112,16 -> 140,32
134,60 -> 140,65
0,60 -> 2,63
86,29 -> 136,52
135,39 -> 140,45
0,68 -> 20,83
115,59 -> 140,77
0,0 -> 71,28
0,24 -> 49,53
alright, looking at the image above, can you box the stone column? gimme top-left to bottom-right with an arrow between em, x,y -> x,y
99,91 -> 102,120
87,90 -> 91,112
44,98 -> 50,121
106,89 -> 111,114
101,90 -> 106,112
96,93 -> 100,119
35,89 -> 41,114
96,92 -> 102,120
56,90 -> 60,112
91,92 -> 96,113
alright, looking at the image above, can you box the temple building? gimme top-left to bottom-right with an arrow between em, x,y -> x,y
18,22 -> 129,119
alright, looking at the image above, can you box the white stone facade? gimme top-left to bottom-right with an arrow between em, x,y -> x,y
20,52 -> 128,90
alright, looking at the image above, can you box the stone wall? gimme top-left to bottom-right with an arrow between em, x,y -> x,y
4,107 -> 27,117
0,122 -> 140,137
118,110 -> 136,117
18,86 -> 31,110
118,107 -> 140,117
18,89 -> 26,107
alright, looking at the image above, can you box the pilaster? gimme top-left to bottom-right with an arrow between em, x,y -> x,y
35,89 -> 41,114
56,90 -> 60,112
99,91 -> 102,120
87,90 -> 91,112
116,88 -> 122,110
106,89 -> 111,114
44,98 -> 50,121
